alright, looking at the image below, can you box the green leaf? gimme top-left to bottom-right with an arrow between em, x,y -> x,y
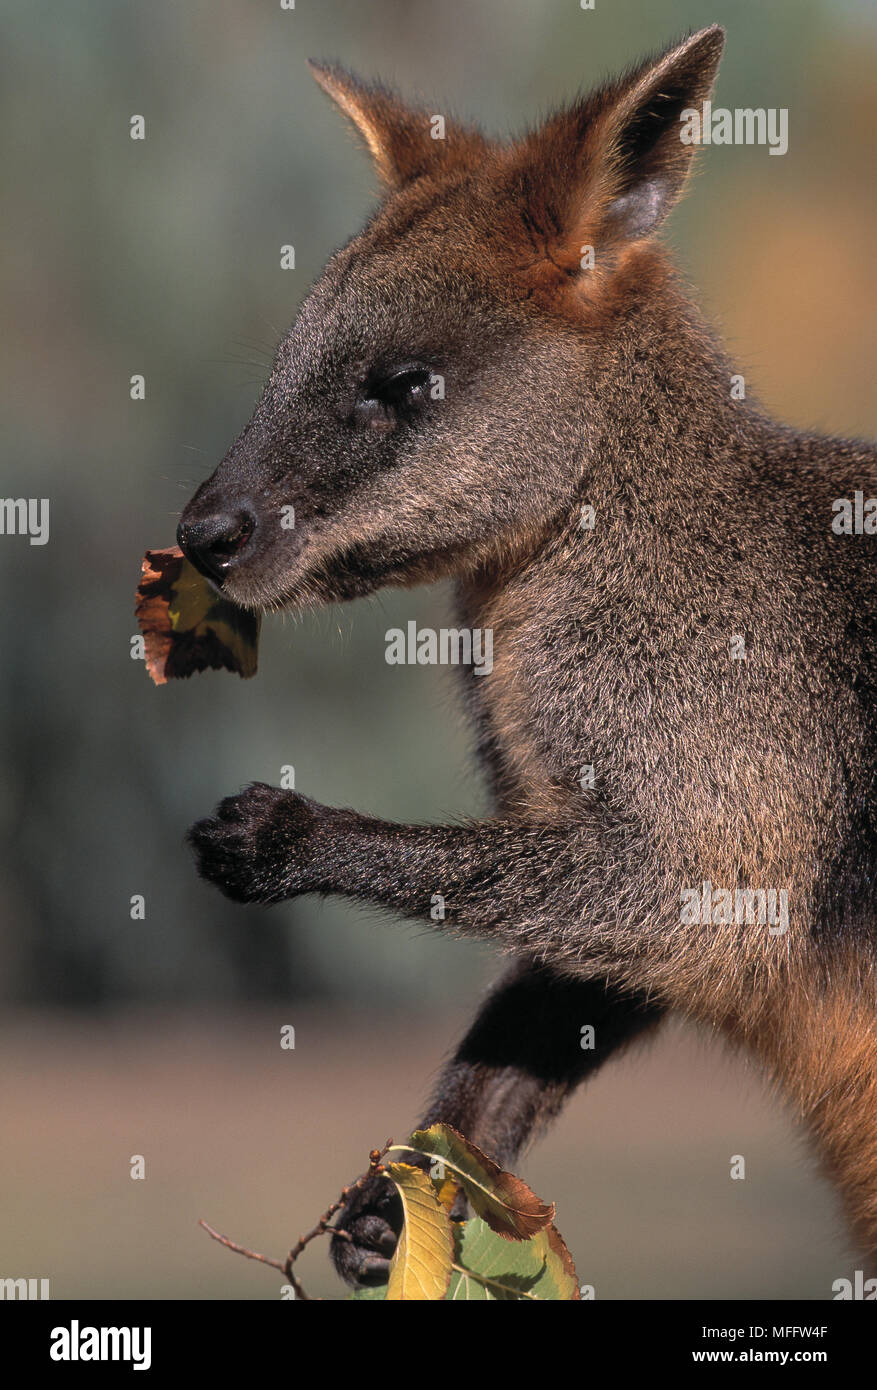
449,1217 -> 579,1301
384,1163 -> 453,1301
401,1124 -> 554,1239
450,1219 -> 544,1300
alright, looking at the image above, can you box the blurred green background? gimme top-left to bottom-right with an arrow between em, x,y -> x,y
1,0 -> 875,1299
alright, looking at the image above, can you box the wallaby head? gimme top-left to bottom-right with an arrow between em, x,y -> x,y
178,26 -> 725,610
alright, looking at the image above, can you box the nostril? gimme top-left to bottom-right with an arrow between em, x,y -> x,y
210,514 -> 255,558
177,510 -> 256,583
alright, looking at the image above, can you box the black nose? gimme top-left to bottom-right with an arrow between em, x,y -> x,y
177,511 -> 255,583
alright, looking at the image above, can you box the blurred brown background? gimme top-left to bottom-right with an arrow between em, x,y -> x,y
0,0 -> 874,1299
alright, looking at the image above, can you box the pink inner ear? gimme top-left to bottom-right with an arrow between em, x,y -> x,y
605,178 -> 669,242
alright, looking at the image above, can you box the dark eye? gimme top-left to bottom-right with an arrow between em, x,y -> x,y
355,366 -> 432,428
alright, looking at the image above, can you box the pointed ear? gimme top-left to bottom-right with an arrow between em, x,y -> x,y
597,25 -> 725,239
512,26 -> 724,271
308,61 -> 486,190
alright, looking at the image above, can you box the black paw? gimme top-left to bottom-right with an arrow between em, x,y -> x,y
187,783 -> 327,903
330,1173 -> 404,1287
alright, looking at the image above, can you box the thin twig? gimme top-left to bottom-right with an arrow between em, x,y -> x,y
200,1219 -> 311,1300
282,1140 -> 394,1274
200,1138 -> 395,1301
199,1221 -> 286,1273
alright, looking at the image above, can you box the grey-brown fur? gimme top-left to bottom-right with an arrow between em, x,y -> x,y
178,28 -> 877,1283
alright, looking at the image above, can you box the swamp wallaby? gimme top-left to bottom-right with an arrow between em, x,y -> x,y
178,26 -> 877,1285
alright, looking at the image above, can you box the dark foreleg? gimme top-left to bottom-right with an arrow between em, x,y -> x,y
331,959 -> 664,1285
187,785 -> 665,982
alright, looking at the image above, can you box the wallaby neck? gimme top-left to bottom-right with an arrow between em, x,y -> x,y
465,256 -> 766,591
580,255 -> 759,496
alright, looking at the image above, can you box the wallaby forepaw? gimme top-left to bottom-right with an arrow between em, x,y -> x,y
330,1174 -> 403,1287
187,783 -> 325,903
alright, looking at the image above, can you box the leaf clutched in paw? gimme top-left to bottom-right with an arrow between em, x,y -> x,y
384,1163 -> 453,1301
135,547 -> 260,684
348,1213 -> 579,1302
404,1124 -> 554,1239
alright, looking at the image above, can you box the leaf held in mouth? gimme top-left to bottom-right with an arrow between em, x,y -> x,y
135,546 -> 260,685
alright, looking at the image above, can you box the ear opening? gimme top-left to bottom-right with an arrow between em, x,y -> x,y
506,25 -> 725,282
